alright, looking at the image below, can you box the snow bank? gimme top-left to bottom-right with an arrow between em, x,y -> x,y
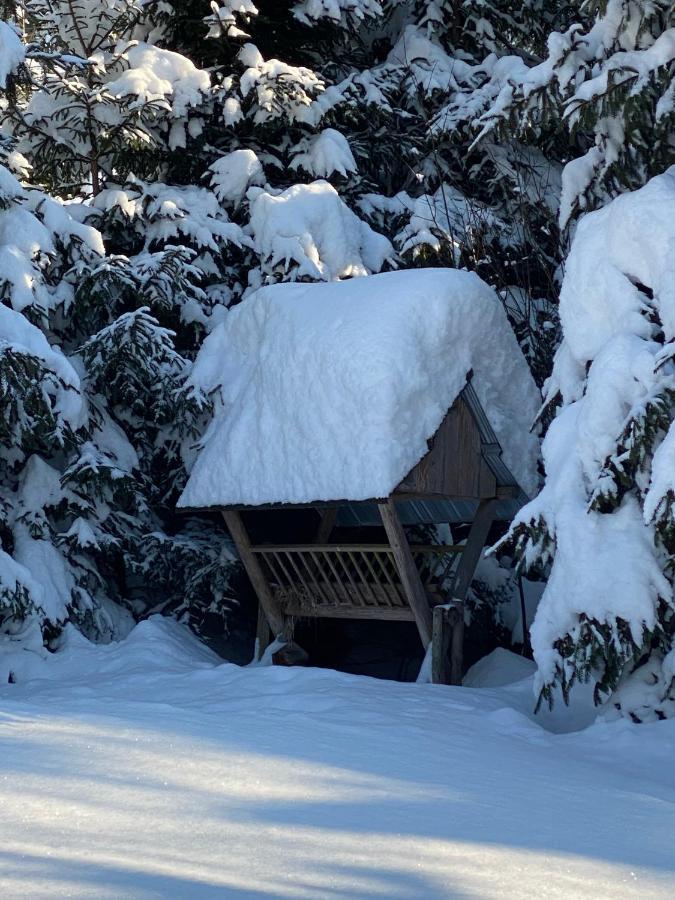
465,647 -> 536,689
179,268 -> 540,509
2,619 -> 675,897
0,615 -> 217,686
509,167 -> 675,693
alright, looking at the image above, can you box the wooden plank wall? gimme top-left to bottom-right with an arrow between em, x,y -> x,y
395,397 -> 497,500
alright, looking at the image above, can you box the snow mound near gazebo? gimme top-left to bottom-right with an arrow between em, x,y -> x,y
179,268 -> 540,509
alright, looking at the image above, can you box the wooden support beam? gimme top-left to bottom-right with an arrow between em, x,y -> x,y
451,498 -> 498,602
378,499 -> 433,647
314,507 -> 338,544
222,511 -> 286,637
446,497 -> 498,685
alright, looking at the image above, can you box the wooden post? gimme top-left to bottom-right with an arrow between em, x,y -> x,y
222,511 -> 286,637
431,603 -> 462,685
255,600 -> 272,660
432,605 -> 450,684
447,497 -> 498,685
449,602 -> 464,686
378,499 -> 433,647
315,507 -> 338,544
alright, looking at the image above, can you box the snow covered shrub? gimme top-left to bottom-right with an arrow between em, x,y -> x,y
502,169 -> 675,712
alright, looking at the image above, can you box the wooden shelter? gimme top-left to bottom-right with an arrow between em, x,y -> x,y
188,382 -> 527,684
177,269 -> 540,684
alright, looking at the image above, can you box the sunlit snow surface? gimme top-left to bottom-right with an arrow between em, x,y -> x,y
1,618 -> 675,898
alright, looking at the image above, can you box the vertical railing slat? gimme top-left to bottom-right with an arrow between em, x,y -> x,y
346,551 -> 379,607
360,551 -> 393,607
322,550 -> 351,605
308,549 -> 342,607
333,549 -> 363,607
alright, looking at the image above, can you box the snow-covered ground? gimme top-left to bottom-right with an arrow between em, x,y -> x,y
1,618 -> 675,899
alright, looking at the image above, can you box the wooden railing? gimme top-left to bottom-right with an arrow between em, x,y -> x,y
250,544 -> 462,619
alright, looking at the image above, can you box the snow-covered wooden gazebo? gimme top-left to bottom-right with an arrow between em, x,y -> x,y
178,269 -> 540,683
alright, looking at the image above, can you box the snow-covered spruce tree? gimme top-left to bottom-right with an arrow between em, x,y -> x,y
476,0 -> 674,229
0,0 -> 243,333
0,9 -> 239,642
1,0 -> 214,195
501,169 -> 675,719
0,158 -> 142,645
161,1 -> 395,295
149,1 -> 561,381
363,0 -> 565,381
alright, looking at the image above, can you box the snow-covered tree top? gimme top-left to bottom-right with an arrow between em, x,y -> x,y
178,268 -> 540,509
247,180 -> 392,281
106,43 -> 211,119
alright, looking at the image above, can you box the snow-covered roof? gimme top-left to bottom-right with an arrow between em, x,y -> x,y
178,269 -> 540,509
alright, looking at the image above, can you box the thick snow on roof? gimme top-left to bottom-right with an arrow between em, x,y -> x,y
178,268 -> 540,509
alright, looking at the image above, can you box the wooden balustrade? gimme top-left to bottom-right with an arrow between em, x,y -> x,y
249,544 -> 462,619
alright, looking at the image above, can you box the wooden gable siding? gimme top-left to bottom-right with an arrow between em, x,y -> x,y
394,396 -> 497,500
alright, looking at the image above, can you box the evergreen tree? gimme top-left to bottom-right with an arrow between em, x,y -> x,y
0,157 -> 136,643
501,169 -> 675,717
3,0 -> 570,653
154,0 -> 564,379
0,8 -> 239,647
475,0 -> 674,227
17,0 -> 664,667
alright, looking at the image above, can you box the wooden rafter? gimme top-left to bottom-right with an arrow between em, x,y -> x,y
446,497 -> 498,683
222,511 -> 286,637
450,498 -> 498,603
378,499 -> 433,647
314,507 -> 338,544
